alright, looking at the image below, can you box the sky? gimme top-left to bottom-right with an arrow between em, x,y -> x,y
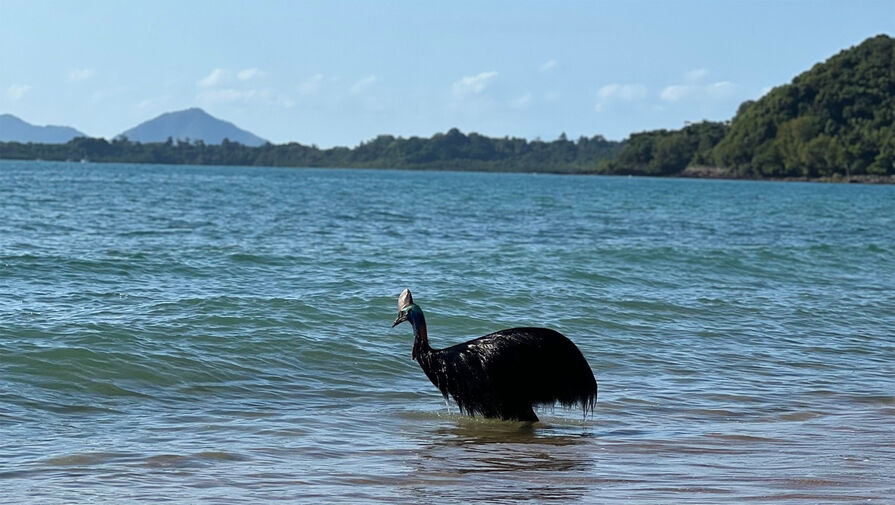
1,0 -> 893,147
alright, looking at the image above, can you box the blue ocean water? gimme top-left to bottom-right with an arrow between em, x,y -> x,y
1,160 -> 893,503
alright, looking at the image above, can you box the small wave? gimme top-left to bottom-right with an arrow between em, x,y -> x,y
42,452 -> 137,467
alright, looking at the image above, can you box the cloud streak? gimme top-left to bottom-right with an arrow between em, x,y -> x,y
509,92 -> 533,109
594,83 -> 647,111
67,68 -> 94,82
197,87 -> 274,104
198,67 -> 264,88
194,67 -> 292,107
237,68 -> 264,81
684,68 -> 709,83
136,95 -> 170,110
197,68 -> 229,87
660,80 -> 735,102
350,75 -> 378,94
659,68 -> 736,102
7,84 -> 32,101
597,83 -> 648,102
297,73 -> 325,95
452,71 -> 498,98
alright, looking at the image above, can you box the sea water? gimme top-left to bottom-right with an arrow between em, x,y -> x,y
1,160 -> 893,503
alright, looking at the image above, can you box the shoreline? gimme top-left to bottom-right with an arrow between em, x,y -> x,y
3,157 -> 894,185
676,165 -> 895,185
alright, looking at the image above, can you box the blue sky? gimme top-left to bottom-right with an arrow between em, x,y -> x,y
2,0 -> 892,146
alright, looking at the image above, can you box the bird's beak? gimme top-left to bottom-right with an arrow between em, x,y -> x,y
392,312 -> 408,328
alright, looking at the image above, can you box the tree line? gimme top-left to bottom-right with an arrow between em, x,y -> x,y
0,129 -> 622,173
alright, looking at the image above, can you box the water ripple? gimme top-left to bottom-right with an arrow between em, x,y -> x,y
1,161 -> 893,503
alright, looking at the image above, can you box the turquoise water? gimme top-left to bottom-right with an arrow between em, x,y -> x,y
1,160 -> 893,503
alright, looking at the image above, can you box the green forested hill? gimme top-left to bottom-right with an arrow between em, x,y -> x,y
601,34 -> 895,178
713,34 -> 895,177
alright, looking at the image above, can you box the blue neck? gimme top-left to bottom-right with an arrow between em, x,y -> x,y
407,305 -> 430,360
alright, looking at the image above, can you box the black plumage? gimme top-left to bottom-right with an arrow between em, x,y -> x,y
391,289 -> 598,422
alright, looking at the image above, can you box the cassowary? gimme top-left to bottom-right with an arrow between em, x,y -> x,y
391,289 -> 597,422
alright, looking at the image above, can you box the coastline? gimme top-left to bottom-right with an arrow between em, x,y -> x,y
676,165 -> 895,185
3,157 -> 894,184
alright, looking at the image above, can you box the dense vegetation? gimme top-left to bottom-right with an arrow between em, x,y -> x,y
603,34 -> 895,178
594,121 -> 729,176
0,129 -> 621,173
713,34 -> 894,177
2,35 -> 892,179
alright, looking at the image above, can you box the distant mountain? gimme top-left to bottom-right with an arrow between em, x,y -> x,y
118,108 -> 267,146
0,114 -> 86,143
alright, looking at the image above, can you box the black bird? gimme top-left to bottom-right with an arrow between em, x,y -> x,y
391,289 -> 598,422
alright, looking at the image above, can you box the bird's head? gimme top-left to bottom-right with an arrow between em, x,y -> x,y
392,288 -> 416,327
392,288 -> 429,360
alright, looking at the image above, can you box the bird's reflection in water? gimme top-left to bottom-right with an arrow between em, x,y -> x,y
402,416 -> 595,503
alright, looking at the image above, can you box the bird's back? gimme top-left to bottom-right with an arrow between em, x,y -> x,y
416,327 -> 598,421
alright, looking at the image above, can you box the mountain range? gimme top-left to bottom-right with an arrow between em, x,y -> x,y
0,108 -> 267,146
0,114 -> 86,143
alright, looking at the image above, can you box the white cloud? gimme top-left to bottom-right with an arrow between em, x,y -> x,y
684,68 -> 709,83
7,84 -> 32,101
597,83 -> 647,101
197,68 -> 230,87
452,71 -> 498,98
661,80 -> 736,102
195,67 -> 290,107
707,80 -> 735,98
509,92 -> 533,109
540,59 -> 557,72
660,68 -> 736,102
660,84 -> 690,102
136,96 -> 169,109
297,73 -> 325,95
196,87 -> 293,109
67,68 -> 94,82
350,74 -> 378,94
89,90 -> 105,105
237,68 -> 264,81
595,83 -> 647,111
198,87 -> 272,104
198,67 -> 263,87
